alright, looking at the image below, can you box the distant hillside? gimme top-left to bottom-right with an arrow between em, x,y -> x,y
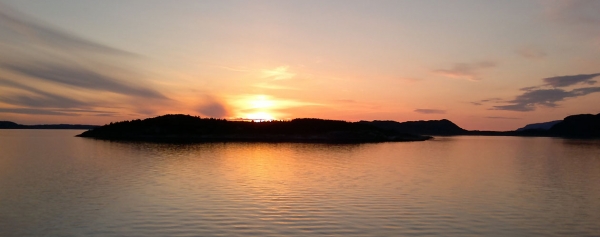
77,114 -> 432,143
516,120 -> 562,132
549,113 -> 600,138
0,121 -> 97,130
362,119 -> 468,136
0,121 -> 22,129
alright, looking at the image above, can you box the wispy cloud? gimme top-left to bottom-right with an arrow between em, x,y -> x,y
414,109 -> 446,114
2,62 -> 167,99
493,87 -> 600,112
262,66 -> 295,80
486,116 -> 521,120
215,65 -> 249,72
253,82 -> 298,90
0,3 -> 134,56
196,96 -> 230,118
544,0 -> 600,25
542,0 -> 600,41
333,99 -> 358,104
0,107 -> 76,116
478,72 -> 600,112
543,73 -> 600,87
433,61 -> 496,81
516,46 -> 547,60
0,3 -> 166,118
0,78 -> 92,109
471,98 -> 502,106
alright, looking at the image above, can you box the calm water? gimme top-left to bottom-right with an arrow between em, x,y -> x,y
1,130 -> 599,236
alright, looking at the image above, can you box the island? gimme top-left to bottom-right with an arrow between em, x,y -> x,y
0,121 -> 98,130
76,114 -> 432,143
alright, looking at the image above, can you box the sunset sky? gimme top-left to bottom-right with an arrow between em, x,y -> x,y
0,0 -> 599,130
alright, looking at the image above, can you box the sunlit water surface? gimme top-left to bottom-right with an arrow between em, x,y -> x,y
1,130 -> 599,236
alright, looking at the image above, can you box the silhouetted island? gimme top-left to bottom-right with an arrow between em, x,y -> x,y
0,121 -> 98,130
72,112 -> 600,142
549,113 -> 600,138
359,112 -> 600,138
76,114 -> 432,143
360,119 -> 468,136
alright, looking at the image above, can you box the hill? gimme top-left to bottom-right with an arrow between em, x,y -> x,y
516,120 -> 562,132
361,119 -> 468,136
0,121 -> 22,129
549,113 -> 600,138
77,114 -> 432,143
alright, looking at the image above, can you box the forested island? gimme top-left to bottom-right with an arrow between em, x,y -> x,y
70,112 -> 600,142
76,114 -> 432,143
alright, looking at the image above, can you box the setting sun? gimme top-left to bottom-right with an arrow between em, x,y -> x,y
245,112 -> 276,121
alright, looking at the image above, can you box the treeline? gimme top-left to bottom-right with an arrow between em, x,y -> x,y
76,114 -> 432,142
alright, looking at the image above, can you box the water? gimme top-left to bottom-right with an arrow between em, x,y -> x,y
1,130 -> 599,236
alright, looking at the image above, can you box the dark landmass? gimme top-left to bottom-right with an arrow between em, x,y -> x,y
549,113 -> 600,138
361,112 -> 600,138
516,120 -> 562,132
0,121 -> 98,130
361,119 -> 468,136
76,114 -> 432,143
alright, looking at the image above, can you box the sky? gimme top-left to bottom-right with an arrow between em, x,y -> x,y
0,0 -> 599,130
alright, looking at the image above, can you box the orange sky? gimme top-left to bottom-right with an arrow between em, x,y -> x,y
1,0 -> 599,130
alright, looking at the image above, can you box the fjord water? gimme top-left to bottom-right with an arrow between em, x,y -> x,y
1,130 -> 599,236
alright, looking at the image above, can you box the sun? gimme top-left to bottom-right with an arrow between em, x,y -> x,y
250,95 -> 274,109
232,95 -> 279,121
245,112 -> 276,121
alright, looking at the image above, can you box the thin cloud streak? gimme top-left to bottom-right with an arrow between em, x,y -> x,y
0,78 -> 91,108
486,116 -> 521,120
516,46 -> 547,59
0,3 -> 134,56
483,72 -> 600,112
262,66 -> 295,80
493,87 -> 600,112
3,62 -> 167,99
543,73 -> 600,87
0,107 -> 76,116
433,61 -> 496,81
414,109 -> 446,114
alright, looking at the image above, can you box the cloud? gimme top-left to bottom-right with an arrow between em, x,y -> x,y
262,66 -> 295,80
516,46 -> 547,59
215,65 -> 249,72
471,98 -> 502,106
543,73 -> 600,87
253,82 -> 298,90
333,99 -> 358,104
0,3 -> 133,56
0,107 -> 77,116
486,116 -> 521,120
0,3 -> 171,118
492,87 -> 600,111
478,72 -> 600,112
0,78 -> 92,108
544,0 -> 600,25
2,62 -> 167,99
414,109 -> 446,114
433,61 -> 496,81
520,86 -> 540,91
198,102 -> 228,118
197,97 -> 230,118
542,0 -> 600,41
